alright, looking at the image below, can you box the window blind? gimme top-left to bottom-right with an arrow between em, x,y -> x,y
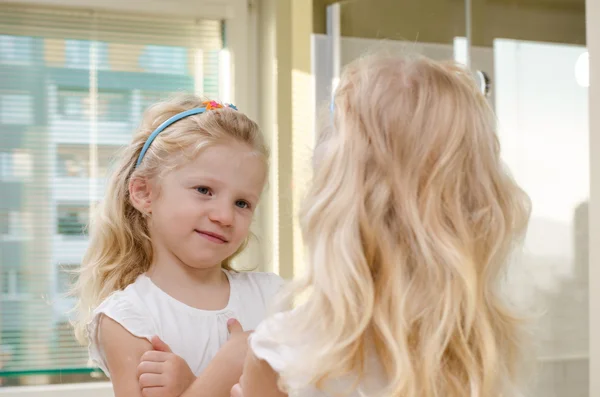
0,4 -> 224,383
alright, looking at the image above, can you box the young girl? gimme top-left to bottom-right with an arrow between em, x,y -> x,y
72,95 -> 283,397
234,54 -> 532,397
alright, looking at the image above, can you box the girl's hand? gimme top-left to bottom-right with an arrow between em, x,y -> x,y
137,336 -> 196,397
226,320 -> 249,397
223,319 -> 253,369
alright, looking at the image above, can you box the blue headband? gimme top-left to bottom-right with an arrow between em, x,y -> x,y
135,104 -> 237,168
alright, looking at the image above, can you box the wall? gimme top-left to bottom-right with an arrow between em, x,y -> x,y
255,0 -> 315,279
313,0 -> 585,47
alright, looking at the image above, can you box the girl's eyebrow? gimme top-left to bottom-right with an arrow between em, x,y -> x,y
180,175 -> 222,186
180,175 -> 260,203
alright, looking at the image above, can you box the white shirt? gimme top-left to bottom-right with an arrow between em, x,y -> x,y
250,310 -> 388,397
87,270 -> 283,377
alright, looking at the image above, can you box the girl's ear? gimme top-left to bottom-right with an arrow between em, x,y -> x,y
129,176 -> 154,215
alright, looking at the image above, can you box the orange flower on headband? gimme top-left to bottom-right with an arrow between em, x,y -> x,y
203,100 -> 223,110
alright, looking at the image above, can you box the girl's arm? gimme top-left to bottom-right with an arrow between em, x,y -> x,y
180,331 -> 250,397
100,315 -> 152,397
238,351 -> 288,397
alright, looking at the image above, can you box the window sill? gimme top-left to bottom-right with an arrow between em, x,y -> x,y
0,382 -> 112,397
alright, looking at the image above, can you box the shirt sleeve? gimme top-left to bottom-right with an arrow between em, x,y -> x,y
249,310 -> 314,392
86,291 -> 157,377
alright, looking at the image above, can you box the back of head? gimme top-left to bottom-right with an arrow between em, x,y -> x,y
280,54 -> 531,396
72,94 -> 267,344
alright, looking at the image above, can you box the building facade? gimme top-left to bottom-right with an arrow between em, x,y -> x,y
0,33 -> 222,377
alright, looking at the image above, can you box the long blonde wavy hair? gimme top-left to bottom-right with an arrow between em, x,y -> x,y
277,54 -> 531,396
72,94 -> 268,344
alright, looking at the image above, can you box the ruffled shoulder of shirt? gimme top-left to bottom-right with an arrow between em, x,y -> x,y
86,277 -> 158,376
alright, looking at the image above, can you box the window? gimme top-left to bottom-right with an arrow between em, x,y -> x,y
56,145 -> 88,177
0,93 -> 33,125
203,50 -> 222,97
57,89 -> 86,120
0,35 -> 32,65
57,205 -> 89,236
0,273 -> 7,295
0,152 -> 12,180
0,270 -> 27,298
56,144 -> 117,178
0,330 -> 21,371
0,149 -> 33,181
65,40 -> 109,70
140,91 -> 174,112
139,45 -> 188,75
0,212 -> 8,235
0,3 -> 225,383
0,212 -> 29,239
57,89 -> 129,122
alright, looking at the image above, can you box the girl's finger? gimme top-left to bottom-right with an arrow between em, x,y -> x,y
230,383 -> 243,397
227,318 -> 244,335
140,350 -> 170,363
141,386 -> 164,397
137,361 -> 163,378
139,373 -> 164,388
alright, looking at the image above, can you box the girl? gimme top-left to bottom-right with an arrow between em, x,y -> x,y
234,54 -> 532,397
72,95 -> 283,397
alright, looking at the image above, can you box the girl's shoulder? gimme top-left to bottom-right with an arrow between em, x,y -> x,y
93,274 -> 154,315
88,274 -> 157,339
227,270 -> 285,296
87,274 -> 158,376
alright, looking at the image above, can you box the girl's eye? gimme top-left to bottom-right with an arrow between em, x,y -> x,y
235,200 -> 250,209
196,187 -> 211,195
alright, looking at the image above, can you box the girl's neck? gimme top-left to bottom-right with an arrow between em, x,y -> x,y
145,255 -> 230,310
148,260 -> 225,286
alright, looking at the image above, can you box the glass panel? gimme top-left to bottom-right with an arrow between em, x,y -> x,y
0,4 -> 225,386
64,40 -> 110,70
470,1 -> 588,396
0,35 -> 33,65
139,45 -> 188,75
0,94 -> 33,125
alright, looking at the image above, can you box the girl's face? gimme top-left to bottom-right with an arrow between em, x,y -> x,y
146,141 -> 266,270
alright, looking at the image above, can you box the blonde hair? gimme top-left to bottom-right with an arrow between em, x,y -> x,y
73,94 -> 268,344
278,54 -> 531,396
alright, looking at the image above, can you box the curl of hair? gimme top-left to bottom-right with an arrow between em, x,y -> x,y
72,94 -> 268,344
276,54 -> 531,397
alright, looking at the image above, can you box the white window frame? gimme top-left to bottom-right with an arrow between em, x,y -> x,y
589,0 -> 600,396
0,1 -> 256,395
